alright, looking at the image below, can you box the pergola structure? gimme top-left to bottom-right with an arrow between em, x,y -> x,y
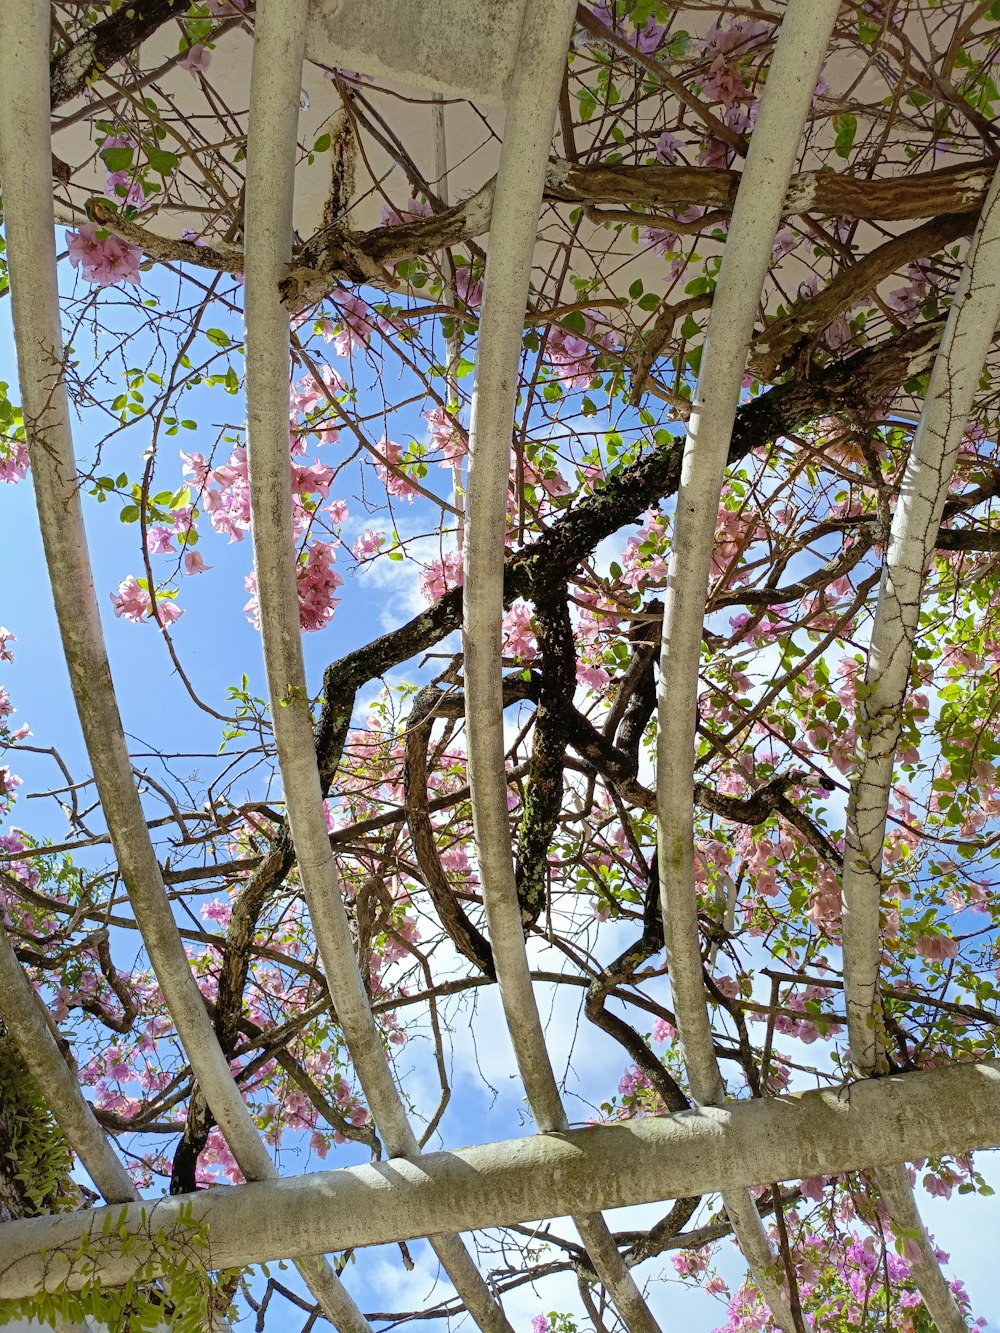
0,2 -> 998,1331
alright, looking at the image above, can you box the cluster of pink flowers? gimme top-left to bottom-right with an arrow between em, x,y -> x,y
110,575 -> 183,626
0,439 -> 29,485
711,503 -> 764,583
672,1248 -> 709,1279
376,438 -> 420,501
380,197 -> 432,228
914,932 -> 960,962
544,312 -> 616,389
67,224 -> 142,287
244,539 -> 343,633
589,3 -> 665,54
455,266 -> 484,309
424,406 -> 466,467
418,550 -> 463,603
502,603 -> 537,662
887,260 -> 933,326
700,19 -> 772,103
0,832 -> 39,902
321,291 -> 384,357
620,508 -> 670,591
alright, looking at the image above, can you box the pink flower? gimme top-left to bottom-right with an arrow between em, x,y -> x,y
110,576 -> 151,623
147,526 -> 175,555
244,540 -> 343,633
419,551 -> 464,603
67,224 -> 142,288
352,529 -> 385,562
915,934 -> 959,962
577,661 -> 610,691
502,604 -> 537,662
376,438 -> 419,501
201,899 -> 231,925
651,1016 -> 675,1045
179,43 -> 212,76
532,1318 -> 548,1333
655,130 -> 683,164
0,629 -> 15,664
110,576 -> 182,625
324,291 -> 376,356
183,551 -> 211,575
424,406 -> 466,465
455,268 -> 483,309
379,197 -> 433,227
672,1248 -> 709,1278
0,440 -> 30,484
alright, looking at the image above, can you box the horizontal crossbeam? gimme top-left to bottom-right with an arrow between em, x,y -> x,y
2,1059 -> 998,1301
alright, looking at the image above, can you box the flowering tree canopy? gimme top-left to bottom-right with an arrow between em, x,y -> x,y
0,1 -> 999,1331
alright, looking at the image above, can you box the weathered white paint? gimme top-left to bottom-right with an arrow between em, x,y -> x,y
305,0 -> 529,103
838,158 -> 1000,1333
0,7 -> 366,1328
460,4 -> 661,1330
2,1059 -> 998,1302
653,3 -> 840,1326
243,6 -> 513,1331
841,160 -> 1000,1070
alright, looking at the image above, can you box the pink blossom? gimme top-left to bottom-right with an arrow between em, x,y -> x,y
0,438 -> 28,485
914,933 -> 959,962
67,224 -> 142,287
455,267 -> 483,309
380,197 -> 433,227
147,526 -> 175,555
425,406 -> 466,465
183,551 -> 211,575
643,227 -> 680,255
200,899 -> 232,926
577,661 -> 610,691
244,540 -> 343,633
110,576 -> 182,625
419,551 -> 464,603
502,604 -> 537,662
352,529 -> 385,562
655,131 -> 683,164
376,438 -> 419,501
531,1317 -> 548,1333
325,291 -> 376,356
179,43 -> 212,76
651,1016 -> 675,1045
672,1249 -> 709,1278
110,576 -> 151,623
0,628 -> 15,664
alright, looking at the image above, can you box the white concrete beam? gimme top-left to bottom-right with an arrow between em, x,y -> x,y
1,1059 -> 998,1302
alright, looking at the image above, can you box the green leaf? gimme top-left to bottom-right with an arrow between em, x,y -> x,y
206,328 -> 230,348
100,146 -> 134,173
313,133 -> 332,153
833,113 -> 857,160
146,145 -> 179,176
